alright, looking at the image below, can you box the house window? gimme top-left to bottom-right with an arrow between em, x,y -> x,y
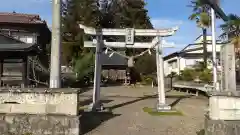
19,36 -> 34,44
168,61 -> 177,69
185,59 -> 196,68
26,37 -> 33,43
172,62 -> 177,68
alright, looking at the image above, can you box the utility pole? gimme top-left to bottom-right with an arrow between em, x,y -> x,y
50,0 -> 62,88
211,8 -> 219,91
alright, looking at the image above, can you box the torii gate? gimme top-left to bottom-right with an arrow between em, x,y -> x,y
79,24 -> 178,111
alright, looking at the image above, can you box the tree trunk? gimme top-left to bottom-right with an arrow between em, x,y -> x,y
202,28 -> 208,69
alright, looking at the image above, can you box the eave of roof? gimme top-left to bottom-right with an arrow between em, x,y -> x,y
0,33 -> 40,52
0,12 -> 46,24
164,42 -> 225,61
163,52 -> 180,60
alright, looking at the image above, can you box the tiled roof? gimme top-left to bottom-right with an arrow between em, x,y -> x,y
0,12 -> 46,24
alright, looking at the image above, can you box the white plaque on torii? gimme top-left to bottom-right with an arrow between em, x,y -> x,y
125,28 -> 135,45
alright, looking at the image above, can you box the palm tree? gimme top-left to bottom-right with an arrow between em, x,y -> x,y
220,14 -> 240,52
188,0 -> 220,69
220,14 -> 240,81
189,0 -> 210,69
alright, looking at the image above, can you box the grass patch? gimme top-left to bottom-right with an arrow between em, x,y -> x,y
79,106 -> 88,110
143,107 -> 183,116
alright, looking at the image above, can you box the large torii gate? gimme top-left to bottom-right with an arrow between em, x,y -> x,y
79,24 -> 178,111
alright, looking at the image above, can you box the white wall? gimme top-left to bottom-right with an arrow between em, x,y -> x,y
186,44 -> 222,54
164,56 -> 179,76
164,55 -> 222,76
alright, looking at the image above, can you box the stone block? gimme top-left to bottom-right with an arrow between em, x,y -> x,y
209,96 -> 240,120
11,104 -> 47,114
220,43 -> 236,91
56,104 -> 78,115
0,114 -> 80,135
0,88 -> 80,115
0,104 -> 11,113
205,115 -> 240,135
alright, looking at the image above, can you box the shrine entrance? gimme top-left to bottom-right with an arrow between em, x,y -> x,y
79,24 -> 178,111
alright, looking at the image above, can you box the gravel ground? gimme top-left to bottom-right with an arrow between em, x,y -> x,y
79,86 -> 208,135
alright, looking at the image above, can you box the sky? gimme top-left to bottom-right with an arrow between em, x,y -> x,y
0,0 -> 240,55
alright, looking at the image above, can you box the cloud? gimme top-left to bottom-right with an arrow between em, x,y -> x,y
151,18 -> 183,29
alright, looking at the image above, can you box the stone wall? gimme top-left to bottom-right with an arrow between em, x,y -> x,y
205,116 -> 240,135
0,88 -> 81,135
0,114 -> 80,135
205,93 -> 240,135
0,88 -> 79,115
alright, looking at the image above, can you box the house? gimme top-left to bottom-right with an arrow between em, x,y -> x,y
0,12 -> 51,87
163,35 -> 224,76
0,12 -> 51,46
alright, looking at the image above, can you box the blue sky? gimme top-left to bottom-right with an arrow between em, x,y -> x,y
1,0 -> 240,55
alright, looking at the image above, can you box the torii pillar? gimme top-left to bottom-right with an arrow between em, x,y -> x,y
79,24 -> 178,111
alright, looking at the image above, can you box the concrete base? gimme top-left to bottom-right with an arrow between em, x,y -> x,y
88,102 -> 104,112
0,113 -> 80,135
156,104 -> 171,112
205,115 -> 240,135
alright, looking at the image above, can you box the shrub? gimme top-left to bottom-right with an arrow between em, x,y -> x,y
177,67 -> 212,83
141,74 -> 155,85
199,68 -> 212,83
166,72 -> 177,78
178,68 -> 197,81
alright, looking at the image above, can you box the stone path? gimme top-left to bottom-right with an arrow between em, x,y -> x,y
79,86 -> 208,135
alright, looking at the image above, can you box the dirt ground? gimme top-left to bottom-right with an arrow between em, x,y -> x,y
78,86 -> 208,135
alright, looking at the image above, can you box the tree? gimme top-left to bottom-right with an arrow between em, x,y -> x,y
62,0 -> 155,85
220,14 -> 240,51
220,14 -> 240,79
61,0 -> 101,85
113,0 -> 155,83
188,0 -> 211,69
188,0 -> 220,69
73,52 -> 95,84
62,0 -> 100,65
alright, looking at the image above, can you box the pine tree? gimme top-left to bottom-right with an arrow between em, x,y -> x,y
61,0 -> 101,85
62,0 -> 100,65
114,0 -> 156,80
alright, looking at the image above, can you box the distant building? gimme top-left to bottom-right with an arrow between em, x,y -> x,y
84,44 -> 128,83
163,35 -> 223,76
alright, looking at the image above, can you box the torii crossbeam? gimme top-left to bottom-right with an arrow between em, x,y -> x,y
84,38 -> 175,48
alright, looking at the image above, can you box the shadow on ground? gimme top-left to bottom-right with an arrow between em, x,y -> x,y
79,111 -> 121,135
169,95 -> 192,107
79,87 -> 93,94
106,94 -> 192,111
196,129 -> 205,135
79,99 -> 113,106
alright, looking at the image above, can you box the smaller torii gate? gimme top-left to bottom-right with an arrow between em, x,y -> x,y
79,24 -> 178,111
